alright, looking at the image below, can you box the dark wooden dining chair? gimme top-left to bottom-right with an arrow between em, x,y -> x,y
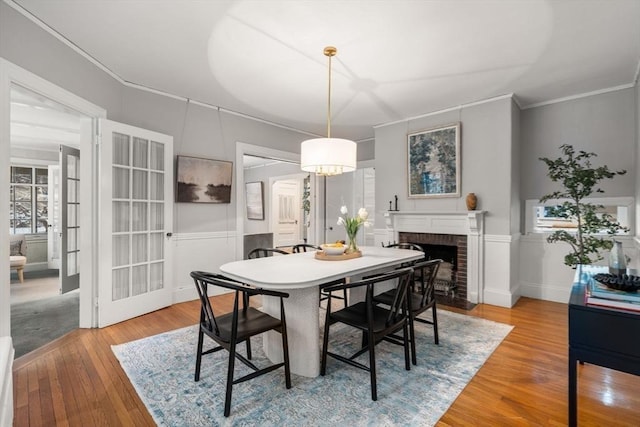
320,267 -> 413,401
292,243 -> 321,253
247,247 -> 290,258
292,243 -> 348,307
382,242 -> 424,253
373,258 -> 442,365
190,271 -> 291,417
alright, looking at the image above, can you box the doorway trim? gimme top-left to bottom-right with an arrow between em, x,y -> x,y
0,58 -> 106,334
235,142 -> 317,260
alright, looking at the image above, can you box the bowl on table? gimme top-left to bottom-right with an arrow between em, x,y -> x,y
320,243 -> 346,256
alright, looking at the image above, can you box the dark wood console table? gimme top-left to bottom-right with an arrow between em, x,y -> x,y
568,266 -> 640,427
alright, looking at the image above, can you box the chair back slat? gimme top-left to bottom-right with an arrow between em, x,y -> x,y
248,247 -> 290,258
412,259 -> 442,306
292,244 -> 321,253
382,242 -> 424,253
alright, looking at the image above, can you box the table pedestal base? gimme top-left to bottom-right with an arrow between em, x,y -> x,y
262,286 -> 320,378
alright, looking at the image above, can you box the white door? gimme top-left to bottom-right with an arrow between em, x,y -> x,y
60,145 -> 80,294
47,165 -> 60,270
272,179 -> 300,247
98,119 -> 173,327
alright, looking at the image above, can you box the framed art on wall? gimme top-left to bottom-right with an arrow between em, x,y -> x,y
245,181 -> 264,220
407,122 -> 460,198
175,155 -> 233,203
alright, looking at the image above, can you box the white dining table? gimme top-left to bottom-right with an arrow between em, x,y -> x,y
219,246 -> 423,377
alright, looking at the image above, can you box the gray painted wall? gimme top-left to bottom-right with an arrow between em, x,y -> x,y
374,96 -> 514,235
520,87 -> 636,204
1,2 -> 313,235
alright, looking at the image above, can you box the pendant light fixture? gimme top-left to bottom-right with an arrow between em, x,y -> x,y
301,46 -> 357,176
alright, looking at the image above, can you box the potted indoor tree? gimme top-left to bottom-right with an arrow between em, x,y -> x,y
539,144 -> 628,268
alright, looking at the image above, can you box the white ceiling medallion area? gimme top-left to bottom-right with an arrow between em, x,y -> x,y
10,0 -> 640,142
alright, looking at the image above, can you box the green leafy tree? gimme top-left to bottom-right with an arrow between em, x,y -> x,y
539,144 -> 628,267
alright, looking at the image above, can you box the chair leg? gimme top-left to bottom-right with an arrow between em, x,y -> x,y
224,342 -> 236,417
194,329 -> 204,381
17,267 -> 24,283
343,289 -> 348,307
409,315 -> 417,365
432,305 -> 439,345
320,309 -> 331,376
368,329 -> 377,401
280,322 -> 291,389
245,338 -> 252,360
403,320 -> 411,371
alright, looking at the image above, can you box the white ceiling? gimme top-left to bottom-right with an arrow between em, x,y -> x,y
9,0 -> 640,142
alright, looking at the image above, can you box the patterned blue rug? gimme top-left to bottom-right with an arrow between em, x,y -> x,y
112,309 -> 512,426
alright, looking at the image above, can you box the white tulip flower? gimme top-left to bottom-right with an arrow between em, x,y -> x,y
337,217 -> 345,226
340,205 -> 348,215
358,208 -> 368,220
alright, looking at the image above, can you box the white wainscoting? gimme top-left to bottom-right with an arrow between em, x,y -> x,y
483,233 -> 520,307
519,234 -> 638,304
170,232 -> 237,303
0,336 -> 13,427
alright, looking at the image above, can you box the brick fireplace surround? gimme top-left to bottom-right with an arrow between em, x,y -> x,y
398,232 -> 468,301
383,211 -> 485,304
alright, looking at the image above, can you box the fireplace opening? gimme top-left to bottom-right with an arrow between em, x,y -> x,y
398,231 -> 474,310
420,244 -> 457,297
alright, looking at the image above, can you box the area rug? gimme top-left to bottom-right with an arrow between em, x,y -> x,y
112,310 -> 513,426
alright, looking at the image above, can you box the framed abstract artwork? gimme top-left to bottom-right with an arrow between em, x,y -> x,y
175,155 -> 233,203
407,123 -> 460,198
245,181 -> 264,220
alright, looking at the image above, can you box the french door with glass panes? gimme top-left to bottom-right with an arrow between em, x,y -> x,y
60,145 -> 80,293
98,119 -> 173,327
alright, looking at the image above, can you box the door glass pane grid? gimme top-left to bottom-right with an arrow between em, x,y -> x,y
67,252 -> 78,276
113,133 -> 130,166
67,227 -> 78,251
132,202 -> 148,231
113,202 -> 130,232
112,235 -> 130,267
150,262 -> 163,291
149,202 -> 164,230
150,172 -> 164,201
133,137 -> 149,169
132,233 -> 148,264
67,178 -> 78,203
113,166 -> 130,199
149,141 -> 164,171
67,154 -> 79,179
132,169 -> 148,200
112,268 -> 130,301
149,232 -> 164,261
132,265 -> 148,296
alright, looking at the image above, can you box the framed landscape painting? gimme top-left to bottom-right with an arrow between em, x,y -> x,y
175,155 -> 233,203
245,181 -> 264,220
407,123 -> 460,198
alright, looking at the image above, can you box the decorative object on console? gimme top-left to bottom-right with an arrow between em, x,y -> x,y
608,239 -> 627,275
176,155 -> 233,203
539,144 -> 628,268
407,122 -> 460,198
465,192 -> 477,210
337,205 -> 370,253
300,46 -> 356,176
592,273 -> 640,293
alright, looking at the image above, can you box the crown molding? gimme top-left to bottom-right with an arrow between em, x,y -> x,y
521,83 -> 636,110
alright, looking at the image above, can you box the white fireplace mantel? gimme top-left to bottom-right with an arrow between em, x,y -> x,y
383,210 -> 485,304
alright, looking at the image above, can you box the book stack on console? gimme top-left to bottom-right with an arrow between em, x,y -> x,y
586,273 -> 640,313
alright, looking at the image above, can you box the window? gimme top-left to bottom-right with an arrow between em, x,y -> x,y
525,197 -> 633,235
10,166 -> 48,234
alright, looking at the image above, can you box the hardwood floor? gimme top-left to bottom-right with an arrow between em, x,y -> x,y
12,296 -> 640,426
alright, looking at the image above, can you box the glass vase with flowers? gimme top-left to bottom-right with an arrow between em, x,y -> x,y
337,205 -> 371,253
